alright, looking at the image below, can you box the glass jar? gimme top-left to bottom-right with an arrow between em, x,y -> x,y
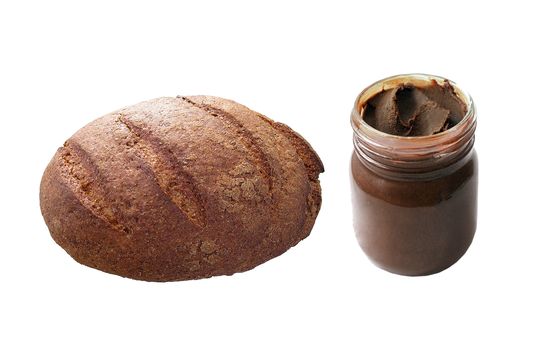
350,74 -> 478,276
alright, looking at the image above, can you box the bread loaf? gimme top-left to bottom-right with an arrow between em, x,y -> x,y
40,96 -> 323,281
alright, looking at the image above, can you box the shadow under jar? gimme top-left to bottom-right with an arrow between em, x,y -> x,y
350,74 -> 478,276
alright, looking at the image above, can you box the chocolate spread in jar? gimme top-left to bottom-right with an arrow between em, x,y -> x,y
351,75 -> 478,276
350,151 -> 478,276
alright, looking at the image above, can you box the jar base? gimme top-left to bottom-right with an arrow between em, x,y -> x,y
359,232 -> 475,277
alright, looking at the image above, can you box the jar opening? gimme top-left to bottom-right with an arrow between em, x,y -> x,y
351,74 -> 477,179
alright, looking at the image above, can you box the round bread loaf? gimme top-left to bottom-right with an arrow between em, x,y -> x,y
40,96 -> 323,281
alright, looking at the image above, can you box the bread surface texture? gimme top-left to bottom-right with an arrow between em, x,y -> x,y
40,96 -> 323,281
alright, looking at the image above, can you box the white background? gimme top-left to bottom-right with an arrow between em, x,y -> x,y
1,1 -> 541,349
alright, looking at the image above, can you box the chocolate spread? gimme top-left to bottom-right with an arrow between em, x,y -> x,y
362,80 -> 467,136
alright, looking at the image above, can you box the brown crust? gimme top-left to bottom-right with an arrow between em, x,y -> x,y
40,96 -> 323,281
269,122 -> 325,179
268,121 -> 324,242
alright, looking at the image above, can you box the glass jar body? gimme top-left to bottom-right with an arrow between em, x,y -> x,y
350,148 -> 478,276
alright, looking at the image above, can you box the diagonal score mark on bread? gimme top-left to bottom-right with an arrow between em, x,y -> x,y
58,141 -> 131,234
258,116 -> 324,181
254,115 -> 324,241
181,96 -> 274,194
117,114 -> 207,228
